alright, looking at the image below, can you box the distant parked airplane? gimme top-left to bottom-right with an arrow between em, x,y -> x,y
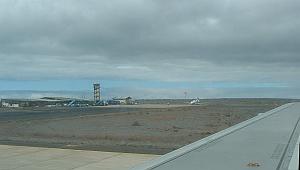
190,98 -> 201,105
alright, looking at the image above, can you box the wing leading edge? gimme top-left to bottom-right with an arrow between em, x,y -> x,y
131,103 -> 300,170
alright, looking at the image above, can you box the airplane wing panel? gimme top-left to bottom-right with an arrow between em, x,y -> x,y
132,103 -> 300,170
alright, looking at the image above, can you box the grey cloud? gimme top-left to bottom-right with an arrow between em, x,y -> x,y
0,0 -> 299,84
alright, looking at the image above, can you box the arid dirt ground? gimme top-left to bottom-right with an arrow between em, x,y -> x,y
0,98 -> 298,154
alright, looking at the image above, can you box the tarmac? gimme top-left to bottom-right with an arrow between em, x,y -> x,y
0,145 -> 159,170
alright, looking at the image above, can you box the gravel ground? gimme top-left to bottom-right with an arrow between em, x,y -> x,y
0,98 -> 298,154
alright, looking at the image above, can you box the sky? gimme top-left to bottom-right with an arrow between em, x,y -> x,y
0,0 -> 299,99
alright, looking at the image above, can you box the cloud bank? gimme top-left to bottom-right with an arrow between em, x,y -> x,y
0,0 -> 299,98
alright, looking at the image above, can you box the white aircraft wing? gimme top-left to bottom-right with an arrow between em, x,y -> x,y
131,103 -> 300,170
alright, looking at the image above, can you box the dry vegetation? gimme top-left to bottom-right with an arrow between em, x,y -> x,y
0,98 -> 298,154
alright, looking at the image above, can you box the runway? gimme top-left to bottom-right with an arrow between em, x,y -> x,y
0,145 -> 158,170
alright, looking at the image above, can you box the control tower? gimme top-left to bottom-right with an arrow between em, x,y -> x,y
93,83 -> 101,104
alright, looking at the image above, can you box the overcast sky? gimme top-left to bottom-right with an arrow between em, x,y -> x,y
0,0 -> 299,99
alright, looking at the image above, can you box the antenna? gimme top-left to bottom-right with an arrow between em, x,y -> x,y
184,91 -> 188,99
